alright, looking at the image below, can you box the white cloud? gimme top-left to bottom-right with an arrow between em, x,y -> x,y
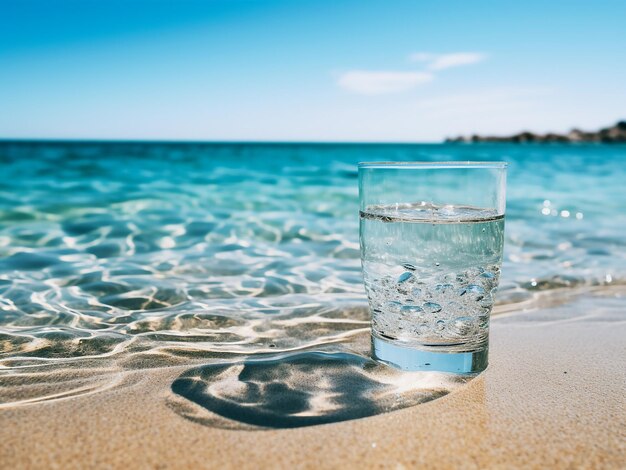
409,52 -> 487,71
337,70 -> 433,95
336,52 -> 486,96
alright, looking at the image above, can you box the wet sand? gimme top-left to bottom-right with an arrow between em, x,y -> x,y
1,289 -> 625,469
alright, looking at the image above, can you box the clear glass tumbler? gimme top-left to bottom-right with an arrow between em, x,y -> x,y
359,162 -> 507,374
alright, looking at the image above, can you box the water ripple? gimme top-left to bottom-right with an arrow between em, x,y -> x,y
0,142 -> 625,420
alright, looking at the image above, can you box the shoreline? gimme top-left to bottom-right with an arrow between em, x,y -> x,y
1,288 -> 624,469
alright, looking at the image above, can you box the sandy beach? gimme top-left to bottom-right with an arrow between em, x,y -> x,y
1,287 -> 624,469
3,0 -> 626,467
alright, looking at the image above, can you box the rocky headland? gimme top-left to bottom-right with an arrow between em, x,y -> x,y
445,120 -> 626,143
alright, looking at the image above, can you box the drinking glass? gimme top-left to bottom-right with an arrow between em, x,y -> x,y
359,162 -> 507,374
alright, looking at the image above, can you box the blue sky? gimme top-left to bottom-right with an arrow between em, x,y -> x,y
1,0 -> 625,141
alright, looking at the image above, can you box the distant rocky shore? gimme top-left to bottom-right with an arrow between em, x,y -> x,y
445,120 -> 626,143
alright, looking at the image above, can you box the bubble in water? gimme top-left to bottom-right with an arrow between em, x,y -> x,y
402,263 -> 417,271
465,284 -> 485,299
398,272 -> 413,284
480,271 -> 498,289
386,301 -> 402,313
417,323 -> 430,335
423,301 -> 442,313
435,320 -> 446,331
401,305 -> 424,314
435,283 -> 454,294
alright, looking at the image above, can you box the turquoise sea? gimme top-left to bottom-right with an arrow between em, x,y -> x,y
1,141 -> 624,427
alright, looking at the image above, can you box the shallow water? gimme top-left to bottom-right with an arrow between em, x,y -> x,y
0,142 -> 624,427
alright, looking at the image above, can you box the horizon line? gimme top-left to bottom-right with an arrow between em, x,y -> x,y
0,137 -> 448,145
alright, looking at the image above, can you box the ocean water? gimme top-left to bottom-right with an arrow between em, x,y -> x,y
0,141 -> 625,427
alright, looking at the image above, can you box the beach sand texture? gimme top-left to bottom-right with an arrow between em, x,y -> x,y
1,288 -> 624,469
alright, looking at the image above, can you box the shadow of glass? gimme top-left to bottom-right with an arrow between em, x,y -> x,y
169,350 -> 473,429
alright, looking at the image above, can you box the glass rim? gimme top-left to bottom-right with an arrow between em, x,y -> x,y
358,161 -> 508,169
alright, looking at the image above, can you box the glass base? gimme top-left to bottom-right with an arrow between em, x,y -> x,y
371,335 -> 488,374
